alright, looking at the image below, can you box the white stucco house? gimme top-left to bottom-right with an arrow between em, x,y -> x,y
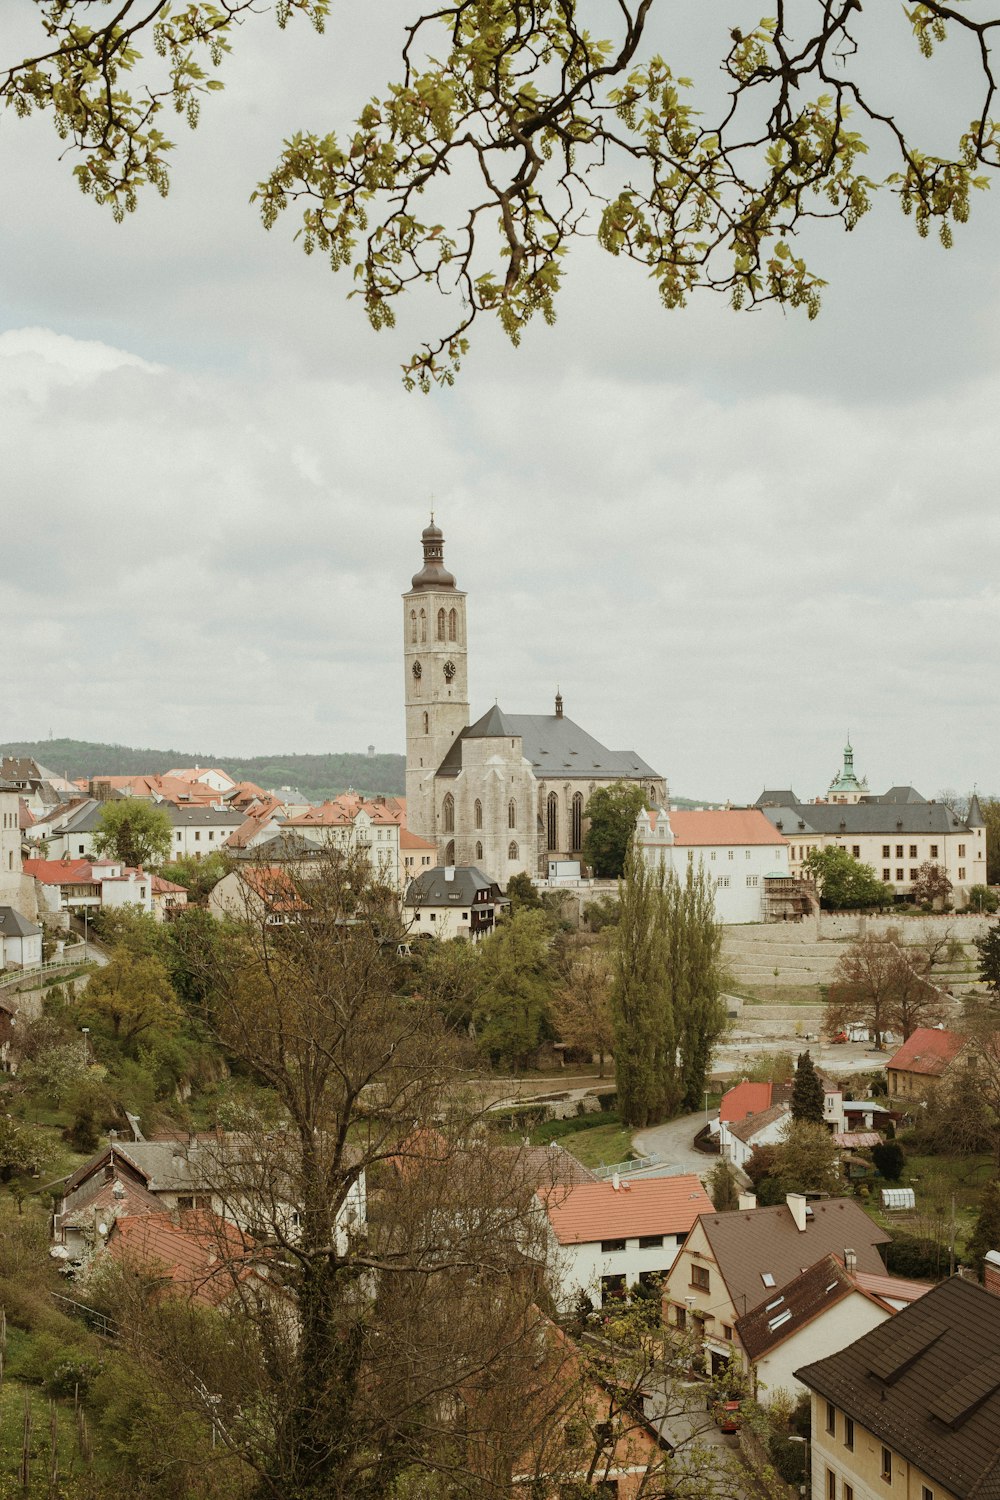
636,806 -> 790,923
24,857 -> 153,918
539,1173 -> 714,1312
0,907 -> 43,969
726,1101 -> 792,1169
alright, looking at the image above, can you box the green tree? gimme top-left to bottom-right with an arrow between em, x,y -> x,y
773,1121 -> 841,1196
742,1050 -> 795,1085
967,1180 -> 1000,1280
975,922 -> 1000,1003
611,849 -> 725,1127
553,943 -> 614,1077
804,847 -> 892,910
911,860 -> 953,907
505,871 -> 541,911
708,1158 -> 739,1213
473,908 -> 554,1069
79,950 -> 182,1044
968,885 -> 1000,915
871,1141 -> 905,1182
6,6 -> 1000,388
92,799 -> 172,868
158,850 -> 232,903
982,799 -> 1000,886
791,1051 -> 824,1125
411,936 -> 482,1033
583,783 -> 648,879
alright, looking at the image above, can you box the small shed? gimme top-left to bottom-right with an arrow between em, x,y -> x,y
881,1187 -> 916,1211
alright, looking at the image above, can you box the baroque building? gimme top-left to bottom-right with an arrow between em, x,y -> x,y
403,521 -> 665,883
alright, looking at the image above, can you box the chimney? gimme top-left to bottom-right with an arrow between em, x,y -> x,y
612,1171 -> 620,1191
786,1193 -> 808,1232
844,1247 -> 857,1274
445,866 -> 455,882
738,1192 -> 757,1212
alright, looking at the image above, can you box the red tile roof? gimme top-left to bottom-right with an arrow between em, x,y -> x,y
886,1027 -> 967,1077
400,829 -> 436,850
852,1269 -> 933,1306
151,875 -> 188,894
107,1211 -> 255,1305
540,1174 -> 713,1245
720,1081 -> 774,1123
666,809 -> 789,847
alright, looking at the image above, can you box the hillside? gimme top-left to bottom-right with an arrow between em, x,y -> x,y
0,739 -> 407,800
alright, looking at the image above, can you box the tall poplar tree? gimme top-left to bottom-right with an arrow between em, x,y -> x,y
611,849 -> 725,1128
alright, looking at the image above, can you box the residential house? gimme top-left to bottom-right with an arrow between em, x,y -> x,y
0,757 -> 77,818
734,1252 -> 929,1407
404,865 -> 505,941
278,795 -> 402,889
726,1101 -> 791,1170
25,857 -> 153,918
756,747 -> 987,903
30,797 -> 245,861
401,828 -> 437,880
150,874 -> 188,921
539,1173 -> 714,1312
635,806 -> 791,924
717,1080 -> 791,1159
886,1026 -> 968,1099
795,1276 -> 1000,1500
208,866 -> 308,925
0,778 -> 36,919
105,1210 -> 257,1306
0,907 -> 43,969
660,1194 -> 891,1376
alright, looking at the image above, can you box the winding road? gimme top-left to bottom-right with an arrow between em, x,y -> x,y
632,1109 -> 715,1176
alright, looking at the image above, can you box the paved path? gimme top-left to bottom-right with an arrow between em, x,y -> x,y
632,1110 -> 714,1175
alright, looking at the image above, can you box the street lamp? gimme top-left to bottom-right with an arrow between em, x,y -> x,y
788,1434 -> 811,1497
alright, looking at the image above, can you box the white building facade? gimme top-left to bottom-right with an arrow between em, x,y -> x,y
636,806 -> 790,924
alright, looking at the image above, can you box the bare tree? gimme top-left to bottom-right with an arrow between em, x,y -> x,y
553,942 -> 615,1077
828,931 -> 947,1045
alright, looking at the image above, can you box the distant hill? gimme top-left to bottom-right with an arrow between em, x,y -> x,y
0,740 -> 407,801
1,739 -> 723,808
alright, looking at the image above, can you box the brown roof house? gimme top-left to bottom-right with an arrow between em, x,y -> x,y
796,1275 -> 1000,1500
886,1026 -> 968,1099
660,1193 -> 891,1377
734,1252 -> 930,1407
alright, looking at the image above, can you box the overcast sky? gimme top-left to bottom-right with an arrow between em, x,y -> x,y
2,3 -> 998,804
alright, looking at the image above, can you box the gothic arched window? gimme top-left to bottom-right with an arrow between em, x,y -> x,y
547,791 -> 558,852
474,799 -> 483,829
419,609 -> 427,643
444,840 -> 455,865
475,841 -> 483,861
437,607 -> 446,641
508,799 -> 517,829
571,791 -> 583,852
442,793 -> 455,833
409,609 -> 417,644
422,712 -> 429,735
508,841 -> 519,861
448,607 -> 457,642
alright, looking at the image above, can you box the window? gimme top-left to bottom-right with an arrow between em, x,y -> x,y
959,843 -> 966,857
959,866 -> 966,880
852,845 -> 860,858
844,1415 -> 854,1450
444,840 -> 454,865
691,1265 -> 710,1290
419,608 -> 427,642
442,794 -> 455,833
845,1488 -> 854,1500
448,606 -> 457,641
881,1447 -> 892,1482
195,831 -> 201,842
547,791 -> 558,852
638,1234 -> 664,1249
882,844 -> 890,858
930,844 -> 938,858
910,868 -> 918,881
409,609 -> 417,644
908,844 -> 917,858
722,1323 -> 733,1340
896,844 -> 904,857
826,1402 -> 836,1436
717,876 -> 730,888
896,868 -> 904,882
508,841 -> 518,860
475,842 -> 483,861
747,875 -> 758,887
436,607 -> 446,640
601,1238 -> 626,1253
422,711 -> 429,734
474,799 -> 483,829
600,1275 -> 626,1302
674,1305 -> 687,1329
571,791 -> 583,852
710,850 -> 716,860
922,1488 -> 933,1500
508,798 -> 516,829
883,868 -> 891,881
727,849 -> 734,860
745,849 -> 751,859
828,1470 -> 837,1500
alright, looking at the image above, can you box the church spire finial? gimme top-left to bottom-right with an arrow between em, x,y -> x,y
555,687 -> 564,719
410,515 -> 456,591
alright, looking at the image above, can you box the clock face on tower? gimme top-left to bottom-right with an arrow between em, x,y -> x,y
443,659 -> 456,682
412,660 -> 422,679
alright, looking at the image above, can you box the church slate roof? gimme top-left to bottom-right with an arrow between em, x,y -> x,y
757,801 -> 971,836
439,710 -> 661,780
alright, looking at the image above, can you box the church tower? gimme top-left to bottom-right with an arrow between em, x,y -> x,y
403,521 -> 469,846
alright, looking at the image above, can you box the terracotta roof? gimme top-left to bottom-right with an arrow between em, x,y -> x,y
727,1101 -> 789,1145
540,1174 -> 713,1245
833,1131 -> 882,1149
666,809 -> 788,847
23,857 -> 145,884
886,1027 -> 967,1077
151,875 -> 188,895
852,1269 -> 933,1305
720,1081 -> 773,1123
694,1198 -> 891,1319
795,1278 -> 1000,1500
107,1211 -> 255,1305
400,829 -> 436,851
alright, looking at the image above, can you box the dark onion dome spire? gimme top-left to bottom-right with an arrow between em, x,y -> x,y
410,516 -> 456,591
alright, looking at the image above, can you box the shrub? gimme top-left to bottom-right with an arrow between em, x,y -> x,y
769,1433 -> 806,1482
45,1353 -> 103,1399
871,1141 -> 905,1181
884,1231 -> 946,1279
